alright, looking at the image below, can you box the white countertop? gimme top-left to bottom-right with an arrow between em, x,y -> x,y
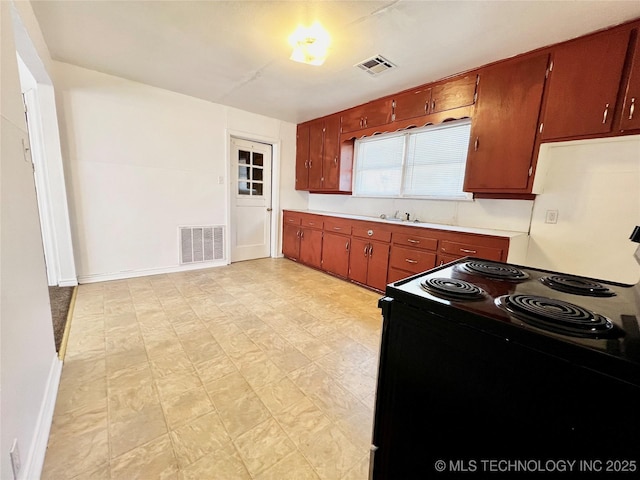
286,209 -> 529,239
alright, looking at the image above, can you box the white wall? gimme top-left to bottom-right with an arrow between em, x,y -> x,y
528,135 -> 640,284
54,62 -> 301,282
308,195 -> 533,233
1,2 -> 60,479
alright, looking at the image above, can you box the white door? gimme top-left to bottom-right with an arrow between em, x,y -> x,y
230,138 -> 272,262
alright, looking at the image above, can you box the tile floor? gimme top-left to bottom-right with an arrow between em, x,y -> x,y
42,258 -> 383,479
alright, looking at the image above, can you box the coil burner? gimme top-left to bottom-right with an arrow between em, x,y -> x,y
540,275 -> 616,297
457,260 -> 530,281
421,277 -> 486,300
495,294 -> 622,338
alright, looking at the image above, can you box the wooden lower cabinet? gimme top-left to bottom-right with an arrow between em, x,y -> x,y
299,227 -> 323,268
322,231 -> 351,278
282,223 -> 301,259
283,210 -> 516,292
349,238 -> 390,291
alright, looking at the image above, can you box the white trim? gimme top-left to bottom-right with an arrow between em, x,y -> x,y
77,261 -> 227,284
58,278 -> 78,287
225,128 -> 282,261
22,354 -> 62,480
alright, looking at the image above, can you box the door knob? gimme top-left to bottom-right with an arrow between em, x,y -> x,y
267,208 -> 273,211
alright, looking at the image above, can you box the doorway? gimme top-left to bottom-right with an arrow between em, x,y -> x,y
230,137 -> 273,262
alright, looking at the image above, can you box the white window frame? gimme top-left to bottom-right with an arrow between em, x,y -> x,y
352,119 -> 473,201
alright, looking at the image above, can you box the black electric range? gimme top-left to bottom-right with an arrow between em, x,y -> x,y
371,258 -> 640,479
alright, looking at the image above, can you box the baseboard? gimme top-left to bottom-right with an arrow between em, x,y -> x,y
77,261 -> 229,284
21,354 -> 62,480
58,278 -> 78,287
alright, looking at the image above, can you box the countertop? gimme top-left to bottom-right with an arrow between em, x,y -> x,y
285,209 -> 529,239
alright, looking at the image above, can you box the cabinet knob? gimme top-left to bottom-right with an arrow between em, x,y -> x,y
367,229 -> 374,236
629,98 -> 636,120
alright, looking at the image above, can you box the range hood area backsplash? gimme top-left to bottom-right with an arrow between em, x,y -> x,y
308,135 -> 640,285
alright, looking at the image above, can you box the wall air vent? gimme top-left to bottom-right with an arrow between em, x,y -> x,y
355,55 -> 396,76
179,226 -> 224,264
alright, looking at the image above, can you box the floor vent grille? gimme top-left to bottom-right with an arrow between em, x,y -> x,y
180,226 -> 224,264
355,55 -> 396,76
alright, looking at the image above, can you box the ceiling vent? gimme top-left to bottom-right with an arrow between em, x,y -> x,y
355,55 -> 396,76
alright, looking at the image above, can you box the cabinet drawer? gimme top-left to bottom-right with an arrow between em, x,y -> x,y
324,219 -> 352,235
301,215 -> 323,229
440,240 -> 503,261
390,246 -> 437,274
283,212 -> 302,225
392,232 -> 438,251
352,226 -> 392,242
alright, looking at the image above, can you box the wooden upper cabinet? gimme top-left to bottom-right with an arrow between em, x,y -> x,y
392,74 -> 478,122
295,123 -> 310,191
430,74 -> 477,114
620,31 -> 640,131
464,54 -> 549,192
541,29 -> 631,140
341,98 -> 393,133
308,119 -> 324,190
322,114 -> 341,190
393,87 -> 432,121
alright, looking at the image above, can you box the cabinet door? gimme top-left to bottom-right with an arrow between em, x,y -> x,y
363,98 -> 393,128
393,87 -> 432,121
367,241 -> 391,291
341,107 -> 366,133
464,54 -> 548,192
322,232 -> 350,278
322,114 -> 341,190
542,29 -> 630,139
430,74 -> 477,113
283,224 -> 300,259
620,33 -> 640,131
299,228 -> 323,268
349,237 -> 370,285
308,120 -> 324,190
295,124 -> 310,190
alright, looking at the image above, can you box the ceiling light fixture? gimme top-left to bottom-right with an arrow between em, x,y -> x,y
288,22 -> 330,66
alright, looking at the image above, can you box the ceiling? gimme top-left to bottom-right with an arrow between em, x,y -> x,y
30,1 -> 640,124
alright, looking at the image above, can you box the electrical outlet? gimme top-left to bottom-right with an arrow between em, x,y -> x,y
10,438 -> 21,479
545,209 -> 558,224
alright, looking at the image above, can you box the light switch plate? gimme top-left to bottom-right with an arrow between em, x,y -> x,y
545,210 -> 558,224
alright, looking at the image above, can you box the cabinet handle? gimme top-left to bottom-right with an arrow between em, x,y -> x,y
304,160 -> 308,169
296,230 -> 301,238
439,260 -> 445,266
346,241 -> 350,251
405,258 -> 418,264
460,248 -> 477,254
300,230 -> 304,240
333,227 -> 342,231
629,98 -> 636,120
334,156 -> 338,165
474,137 -> 479,151
369,244 -> 374,257
602,103 -> 609,124
424,101 -> 428,114
407,238 -> 420,244
431,99 -> 436,112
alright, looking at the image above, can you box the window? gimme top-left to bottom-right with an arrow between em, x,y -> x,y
353,118 -> 472,199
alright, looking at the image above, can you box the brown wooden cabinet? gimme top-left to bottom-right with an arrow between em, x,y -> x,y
321,218 -> 352,278
297,114 -> 350,193
282,212 -> 323,268
463,54 -> 549,193
295,124 -> 310,191
387,230 -> 438,283
391,74 -> 477,122
349,225 -> 392,291
621,31 -> 640,131
541,29 -> 631,140
341,98 -> 393,133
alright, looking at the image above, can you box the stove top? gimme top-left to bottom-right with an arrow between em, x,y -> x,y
387,258 -> 640,376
